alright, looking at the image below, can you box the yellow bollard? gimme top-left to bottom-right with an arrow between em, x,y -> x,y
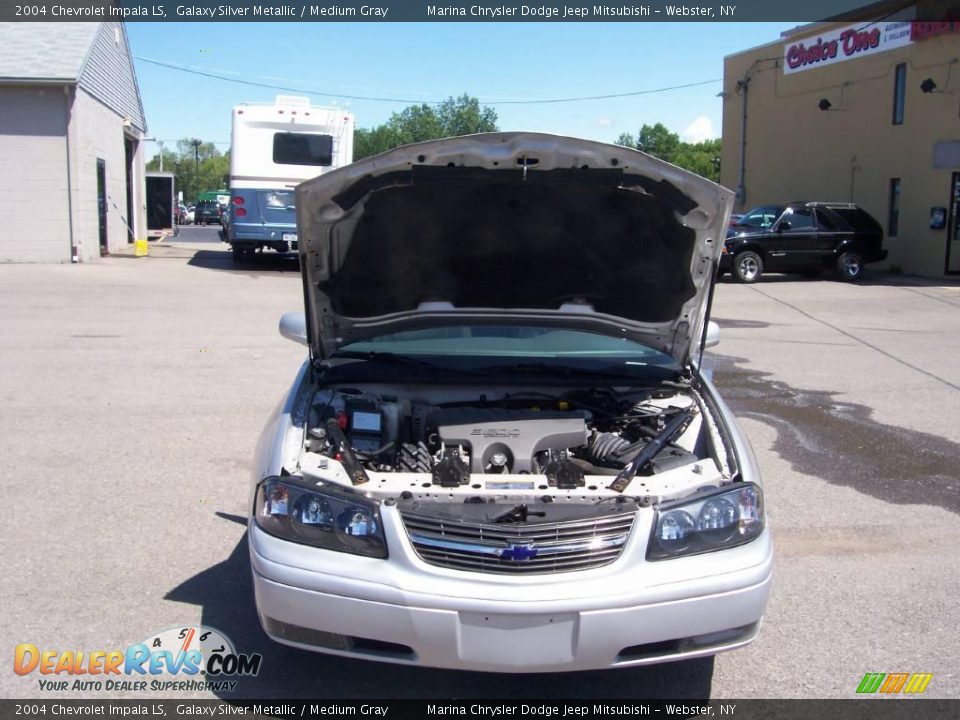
134,238 -> 149,257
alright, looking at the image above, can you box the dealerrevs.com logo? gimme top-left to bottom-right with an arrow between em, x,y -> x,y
14,626 -> 262,693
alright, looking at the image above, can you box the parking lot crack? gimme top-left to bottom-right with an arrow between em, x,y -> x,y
744,285 -> 960,393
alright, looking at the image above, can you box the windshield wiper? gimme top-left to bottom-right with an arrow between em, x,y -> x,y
329,350 -> 451,371
485,362 -> 671,382
327,350 -> 493,378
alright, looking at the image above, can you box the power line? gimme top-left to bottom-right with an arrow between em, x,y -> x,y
491,79 -> 722,104
135,56 -> 431,104
134,55 -> 722,106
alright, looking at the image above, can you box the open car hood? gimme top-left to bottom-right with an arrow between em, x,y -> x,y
296,133 -> 734,367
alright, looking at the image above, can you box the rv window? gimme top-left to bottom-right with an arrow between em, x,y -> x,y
273,132 -> 334,166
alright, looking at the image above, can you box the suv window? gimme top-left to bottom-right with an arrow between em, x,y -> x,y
778,207 -> 815,231
738,205 -> 783,229
814,208 -> 841,231
831,207 -> 882,233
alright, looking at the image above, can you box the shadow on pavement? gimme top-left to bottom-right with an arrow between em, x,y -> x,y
185,249 -> 302,275
717,269 -> 960,289
166,524 -> 715,700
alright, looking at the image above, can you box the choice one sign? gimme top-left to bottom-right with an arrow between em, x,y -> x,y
783,19 -> 914,74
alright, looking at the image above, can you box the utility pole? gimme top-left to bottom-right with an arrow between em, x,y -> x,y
191,139 -> 201,175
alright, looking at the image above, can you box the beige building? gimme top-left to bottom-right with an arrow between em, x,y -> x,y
0,22 -> 148,263
721,0 -> 960,277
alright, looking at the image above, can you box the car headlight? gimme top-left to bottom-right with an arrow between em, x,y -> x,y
647,483 -> 764,560
254,477 -> 387,559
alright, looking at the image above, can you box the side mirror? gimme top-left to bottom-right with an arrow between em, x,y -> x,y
777,221 -> 791,232
704,320 -> 720,349
279,312 -> 308,346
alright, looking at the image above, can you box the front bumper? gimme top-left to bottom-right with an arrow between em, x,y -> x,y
249,511 -> 773,672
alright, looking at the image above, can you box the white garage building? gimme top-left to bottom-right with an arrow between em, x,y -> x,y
0,22 -> 148,263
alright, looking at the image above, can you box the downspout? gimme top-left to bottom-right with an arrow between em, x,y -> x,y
63,85 -> 77,262
849,155 -> 860,202
735,77 -> 749,208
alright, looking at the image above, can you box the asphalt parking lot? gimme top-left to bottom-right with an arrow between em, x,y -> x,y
1,233 -> 958,699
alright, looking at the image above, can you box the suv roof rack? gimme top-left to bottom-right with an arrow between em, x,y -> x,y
806,201 -> 858,208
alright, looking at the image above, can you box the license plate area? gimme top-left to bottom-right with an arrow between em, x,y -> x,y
457,612 -> 577,666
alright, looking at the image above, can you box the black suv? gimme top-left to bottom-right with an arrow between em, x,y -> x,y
720,202 -> 888,282
194,200 -> 223,226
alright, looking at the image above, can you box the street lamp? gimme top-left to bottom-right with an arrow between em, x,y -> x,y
143,138 -> 165,171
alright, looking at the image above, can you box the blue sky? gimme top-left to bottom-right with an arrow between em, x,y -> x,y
128,22 -> 794,153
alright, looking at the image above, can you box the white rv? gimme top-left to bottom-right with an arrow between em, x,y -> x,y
225,96 -> 354,261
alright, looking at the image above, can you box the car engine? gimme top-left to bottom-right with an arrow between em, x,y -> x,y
300,385 -> 718,499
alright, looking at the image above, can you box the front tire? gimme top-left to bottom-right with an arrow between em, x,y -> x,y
733,251 -> 763,283
837,252 -> 863,281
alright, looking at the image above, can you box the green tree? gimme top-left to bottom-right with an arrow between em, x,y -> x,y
354,124 -> 406,161
146,139 -> 230,203
674,138 -> 722,183
636,123 -> 681,163
615,124 -> 721,183
436,94 -> 498,138
353,94 -> 499,160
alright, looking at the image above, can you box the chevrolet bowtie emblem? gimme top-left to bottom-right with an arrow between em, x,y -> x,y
500,543 -> 538,562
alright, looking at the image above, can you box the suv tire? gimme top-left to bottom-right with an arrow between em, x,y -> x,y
837,251 -> 863,281
733,251 -> 763,283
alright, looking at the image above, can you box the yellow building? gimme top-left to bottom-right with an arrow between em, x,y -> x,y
721,0 -> 960,277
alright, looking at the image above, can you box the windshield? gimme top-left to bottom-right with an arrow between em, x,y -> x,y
339,325 -> 676,364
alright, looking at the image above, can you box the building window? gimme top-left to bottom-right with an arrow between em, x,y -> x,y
892,63 -> 906,125
888,178 -> 901,237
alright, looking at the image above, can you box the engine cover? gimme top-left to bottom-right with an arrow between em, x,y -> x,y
428,409 -> 589,474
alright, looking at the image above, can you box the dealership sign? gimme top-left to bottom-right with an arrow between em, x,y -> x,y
784,20 -> 914,74
911,20 -> 960,41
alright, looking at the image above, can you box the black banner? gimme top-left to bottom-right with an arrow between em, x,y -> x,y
0,700 -> 958,720
0,0 -> 928,23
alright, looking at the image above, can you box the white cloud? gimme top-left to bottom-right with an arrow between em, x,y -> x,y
682,116 -> 716,143
594,116 -> 615,128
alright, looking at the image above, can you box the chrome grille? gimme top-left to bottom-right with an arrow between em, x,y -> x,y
400,509 -> 636,574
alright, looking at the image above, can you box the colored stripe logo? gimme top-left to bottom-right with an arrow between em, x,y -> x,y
857,672 -> 933,694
